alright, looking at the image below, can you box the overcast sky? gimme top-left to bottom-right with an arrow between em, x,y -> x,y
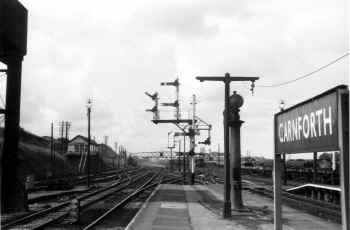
3,0 -> 348,157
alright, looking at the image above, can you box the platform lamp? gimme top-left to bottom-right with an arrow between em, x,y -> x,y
86,99 -> 92,188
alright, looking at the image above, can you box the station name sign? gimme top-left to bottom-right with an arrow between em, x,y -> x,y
275,88 -> 342,153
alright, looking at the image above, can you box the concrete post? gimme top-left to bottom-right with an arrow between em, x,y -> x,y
228,91 -> 244,210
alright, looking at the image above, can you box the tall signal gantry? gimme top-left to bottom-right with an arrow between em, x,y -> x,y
145,78 -> 212,185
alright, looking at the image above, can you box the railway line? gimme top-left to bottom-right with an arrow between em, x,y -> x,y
29,167 -> 139,191
25,167 -> 143,207
82,174 -> 182,230
196,170 -> 342,223
2,168 -> 183,230
2,168 -> 149,229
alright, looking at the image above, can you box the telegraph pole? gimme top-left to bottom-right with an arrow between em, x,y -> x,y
196,73 -> 259,218
86,99 -> 92,187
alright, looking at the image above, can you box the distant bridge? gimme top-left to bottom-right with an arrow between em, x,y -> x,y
130,151 -> 179,158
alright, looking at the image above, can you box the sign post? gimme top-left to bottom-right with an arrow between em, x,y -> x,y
339,90 -> 349,230
273,85 -> 349,230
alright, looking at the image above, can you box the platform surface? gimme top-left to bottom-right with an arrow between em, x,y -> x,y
126,183 -> 341,230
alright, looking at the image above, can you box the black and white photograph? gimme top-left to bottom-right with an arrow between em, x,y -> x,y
0,0 -> 348,229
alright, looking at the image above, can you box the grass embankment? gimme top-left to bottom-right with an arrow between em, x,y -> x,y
0,128 -> 74,181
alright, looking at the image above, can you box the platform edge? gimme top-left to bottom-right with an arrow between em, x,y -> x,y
124,183 -> 161,230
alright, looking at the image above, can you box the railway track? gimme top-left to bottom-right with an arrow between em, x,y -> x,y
246,185 -> 341,223
82,173 -> 183,230
30,167 -> 139,191
2,168 -> 149,230
24,168 -> 143,207
196,172 -> 341,223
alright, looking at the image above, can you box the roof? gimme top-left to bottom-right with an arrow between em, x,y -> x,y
69,135 -> 98,145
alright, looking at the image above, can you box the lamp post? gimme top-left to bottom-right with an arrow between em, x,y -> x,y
196,73 -> 259,218
86,99 -> 92,188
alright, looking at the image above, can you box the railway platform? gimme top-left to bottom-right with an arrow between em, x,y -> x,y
126,183 -> 341,230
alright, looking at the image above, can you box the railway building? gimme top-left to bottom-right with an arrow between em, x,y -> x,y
66,135 -> 101,174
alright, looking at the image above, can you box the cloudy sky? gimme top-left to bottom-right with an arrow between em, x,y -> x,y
3,0 -> 348,157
